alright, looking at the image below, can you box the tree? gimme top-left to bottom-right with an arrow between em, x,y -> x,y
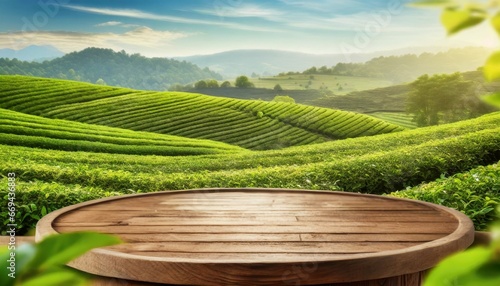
406,73 -> 479,126
206,79 -> 219,88
273,84 -> 283,91
95,78 -> 107,85
303,66 -> 317,74
413,0 -> 500,108
221,81 -> 231,88
194,80 -> 208,89
235,76 -> 254,88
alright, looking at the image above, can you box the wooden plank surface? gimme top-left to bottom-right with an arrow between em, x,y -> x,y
36,188 -> 475,285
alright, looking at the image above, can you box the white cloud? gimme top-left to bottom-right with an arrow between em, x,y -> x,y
0,27 -> 188,56
96,21 -> 122,27
95,21 -> 140,28
63,5 -> 284,32
194,4 -> 283,20
278,0 -> 364,12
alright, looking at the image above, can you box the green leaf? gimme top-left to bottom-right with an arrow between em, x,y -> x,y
424,247 -> 492,286
491,12 -> 500,36
441,7 -> 486,35
27,232 -> 121,271
483,93 -> 500,109
21,267 -> 88,286
484,51 -> 500,82
41,206 -> 47,217
0,244 -> 37,286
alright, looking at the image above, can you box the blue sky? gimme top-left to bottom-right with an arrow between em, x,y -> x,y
0,0 -> 497,57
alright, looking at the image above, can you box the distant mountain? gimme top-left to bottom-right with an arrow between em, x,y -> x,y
0,47 -> 222,90
178,46 -> 491,79
0,45 -> 64,61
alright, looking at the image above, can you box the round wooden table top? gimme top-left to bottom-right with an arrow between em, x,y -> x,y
36,188 -> 474,286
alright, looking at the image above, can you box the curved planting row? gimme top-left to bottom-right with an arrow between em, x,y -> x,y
0,108 -> 245,155
0,75 -> 404,150
368,112 -> 418,129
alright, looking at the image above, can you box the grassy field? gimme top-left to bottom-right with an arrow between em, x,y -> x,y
248,74 -> 394,95
0,76 -> 404,150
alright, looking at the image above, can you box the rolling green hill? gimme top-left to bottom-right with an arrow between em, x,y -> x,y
0,76 -> 405,150
0,108 -> 244,155
2,111 -> 499,234
2,75 -> 499,235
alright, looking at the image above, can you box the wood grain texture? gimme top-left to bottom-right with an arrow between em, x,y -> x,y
36,188 -> 474,286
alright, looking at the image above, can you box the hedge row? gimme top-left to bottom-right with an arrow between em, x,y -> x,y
0,75 -> 404,150
0,109 -> 245,155
390,162 -> 500,231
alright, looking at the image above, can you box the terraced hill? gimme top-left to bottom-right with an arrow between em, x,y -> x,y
368,112 -> 418,129
0,76 -> 405,150
0,108 -> 244,155
2,111 -> 500,234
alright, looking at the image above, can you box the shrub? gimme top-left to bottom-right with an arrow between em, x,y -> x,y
0,179 -> 122,235
390,162 -> 500,231
235,76 -> 254,88
272,95 -> 295,104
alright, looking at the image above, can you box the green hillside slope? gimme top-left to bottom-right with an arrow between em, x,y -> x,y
0,108 -> 244,155
2,112 -> 500,234
0,76 -> 405,150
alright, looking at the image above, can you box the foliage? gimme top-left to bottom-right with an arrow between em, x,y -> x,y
272,95 -> 295,104
194,79 -> 220,89
221,81 -> 231,88
0,48 -> 222,91
390,162 -> 500,230
2,111 -> 500,233
194,80 -> 208,89
423,207 -> 500,286
0,76 -> 404,150
0,232 -> 121,286
404,2 -> 500,285
293,47 -> 489,83
0,179 -> 122,235
95,78 -> 106,86
206,79 -> 220,88
368,112 -> 418,129
235,75 -> 255,88
411,0 -> 500,108
273,84 -> 283,91
407,72 -> 484,126
0,108 -> 244,156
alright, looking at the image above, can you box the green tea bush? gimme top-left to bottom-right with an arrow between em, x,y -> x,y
390,162 -> 500,231
0,179 -> 122,235
0,75 -> 404,150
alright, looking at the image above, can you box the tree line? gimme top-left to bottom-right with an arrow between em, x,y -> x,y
407,72 -> 495,126
171,75 -> 256,91
280,47 -> 488,83
0,48 -> 222,91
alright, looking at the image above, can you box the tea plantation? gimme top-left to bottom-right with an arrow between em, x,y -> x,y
0,76 -> 404,150
0,76 -> 499,234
